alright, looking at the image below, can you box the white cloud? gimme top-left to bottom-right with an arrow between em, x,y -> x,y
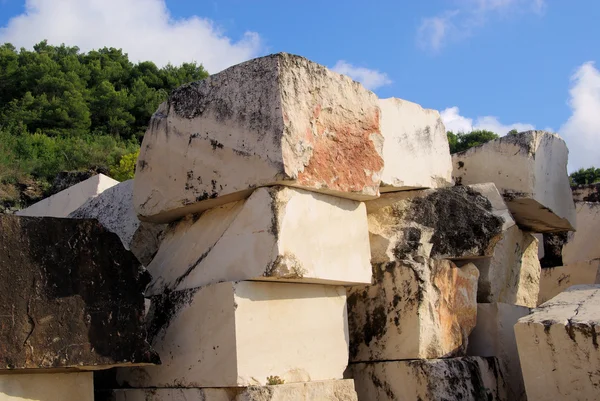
559,61 -> 600,172
441,106 -> 535,135
331,60 -> 392,91
0,0 -> 263,73
417,0 -> 545,52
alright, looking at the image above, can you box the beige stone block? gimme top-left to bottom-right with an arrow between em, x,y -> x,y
16,174 -> 118,218
467,303 -> 530,401
133,53 -> 384,223
347,259 -> 478,361
452,131 -> 576,232
117,281 -> 348,388
515,285 -> 600,400
145,186 -> 371,296
538,260 -> 600,305
563,202 -> 600,265
378,98 -> 452,191
0,372 -> 92,401
571,183 -> 600,202
348,357 -> 508,401
112,380 -> 358,401
473,225 -> 541,307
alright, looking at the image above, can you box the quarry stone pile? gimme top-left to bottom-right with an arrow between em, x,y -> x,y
538,260 -> 600,305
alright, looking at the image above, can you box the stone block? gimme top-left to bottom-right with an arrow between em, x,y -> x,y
538,260 -> 600,305
111,380 -> 358,401
378,98 -> 452,191
466,182 -> 515,231
366,186 -> 504,262
145,186 -> 371,296
563,202 -> 600,265
0,372 -> 93,401
467,303 -> 530,401
69,180 -> 166,266
16,174 -> 118,218
347,259 -> 478,361
348,357 -> 508,401
473,225 -> 541,307
117,281 -> 348,388
571,183 -> 600,202
452,131 -> 576,232
0,215 -> 158,371
133,53 -> 384,223
515,285 -> 600,400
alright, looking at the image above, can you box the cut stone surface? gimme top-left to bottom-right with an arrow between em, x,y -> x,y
69,180 -> 166,266
537,260 -> 600,305
466,183 -> 516,231
467,303 -> 530,401
515,285 -> 600,400
110,380 -> 358,401
348,357 -> 508,401
0,372 -> 93,401
535,233 -> 545,259
145,186 -> 371,296
16,174 -> 119,218
366,186 -> 504,262
117,281 -> 348,388
133,53 -> 384,223
378,98 -> 452,191
0,215 -> 158,371
562,202 -> 600,265
472,225 -> 541,307
452,131 -> 576,232
347,258 -> 478,361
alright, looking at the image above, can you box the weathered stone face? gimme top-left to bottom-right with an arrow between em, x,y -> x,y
571,183 -> 600,203
145,186 -> 372,296
366,186 -> 504,262
0,372 -> 93,401
69,180 -> 166,266
562,202 -> 600,265
132,53 -> 384,223
378,98 -> 453,191
467,303 -> 531,401
452,131 -> 576,232
537,260 -> 600,305
111,380 -> 358,401
473,225 -> 541,308
0,215 -> 158,371
347,259 -> 478,361
515,285 -> 600,400
117,281 -> 349,388
347,357 -> 508,401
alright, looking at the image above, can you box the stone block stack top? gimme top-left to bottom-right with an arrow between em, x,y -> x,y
133,52 -> 385,224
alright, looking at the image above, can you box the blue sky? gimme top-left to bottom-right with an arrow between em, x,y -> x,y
0,0 -> 599,171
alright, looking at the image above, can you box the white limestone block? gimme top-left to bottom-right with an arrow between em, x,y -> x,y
467,303 -> 531,401
133,53 -> 384,223
348,357 -> 508,401
69,180 -> 166,266
145,186 -> 371,296
378,98 -> 452,191
347,258 -> 478,361
0,372 -> 92,401
538,260 -> 600,305
562,202 -> 600,265
112,380 -> 358,401
117,281 -> 349,388
515,285 -> 600,400
452,131 -> 576,232
473,225 -> 541,307
16,174 -> 118,218
535,233 -> 545,259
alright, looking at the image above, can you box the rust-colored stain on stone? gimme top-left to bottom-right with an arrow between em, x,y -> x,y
297,106 -> 383,193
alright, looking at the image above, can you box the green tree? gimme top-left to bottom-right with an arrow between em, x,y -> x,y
447,130 -> 500,154
507,129 -> 519,135
570,167 -> 600,185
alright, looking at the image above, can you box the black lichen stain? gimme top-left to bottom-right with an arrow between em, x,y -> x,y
145,288 -> 197,341
392,227 -> 422,261
458,161 -> 465,169
210,139 -> 224,150
540,232 -> 568,268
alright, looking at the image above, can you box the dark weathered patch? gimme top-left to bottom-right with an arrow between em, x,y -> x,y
393,227 -> 422,261
145,288 -> 197,341
540,232 -> 568,268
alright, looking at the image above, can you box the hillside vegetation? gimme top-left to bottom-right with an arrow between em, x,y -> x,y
0,40 -> 208,209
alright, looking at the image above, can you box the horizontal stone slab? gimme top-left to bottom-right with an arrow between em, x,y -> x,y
378,98 -> 452,191
347,357 -> 508,401
0,215 -> 158,371
109,380 -> 358,401
133,53 -> 384,223
0,372 -> 93,401
538,260 -> 600,305
145,186 -> 371,296
515,285 -> 600,400
452,131 -> 576,232
117,281 -> 349,388
347,258 -> 478,361
562,202 -> 600,265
